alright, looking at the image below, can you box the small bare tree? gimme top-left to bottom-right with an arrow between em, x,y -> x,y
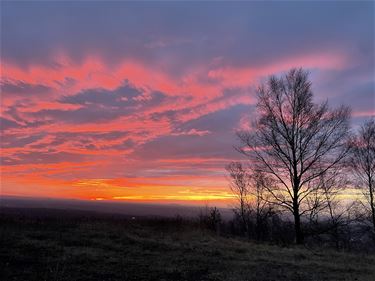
349,119 -> 375,232
237,68 -> 351,244
226,162 -> 251,234
198,205 -> 222,234
250,171 -> 275,240
307,169 -> 349,249
226,162 -> 275,240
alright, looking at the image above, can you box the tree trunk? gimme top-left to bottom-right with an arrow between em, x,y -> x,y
294,211 -> 303,244
293,199 -> 303,244
293,176 -> 304,244
371,205 -> 375,233
369,185 -> 375,232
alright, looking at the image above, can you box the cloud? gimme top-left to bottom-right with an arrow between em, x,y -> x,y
1,79 -> 52,97
1,133 -> 45,148
28,82 -> 173,125
59,82 -> 142,106
133,107 -> 245,163
171,129 -> 211,137
1,151 -> 85,166
0,117 -> 21,131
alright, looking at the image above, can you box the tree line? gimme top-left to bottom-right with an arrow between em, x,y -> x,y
224,68 -> 375,248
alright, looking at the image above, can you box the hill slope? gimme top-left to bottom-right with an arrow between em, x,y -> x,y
1,208 -> 374,281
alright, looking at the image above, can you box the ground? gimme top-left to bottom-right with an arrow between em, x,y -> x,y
1,208 -> 374,281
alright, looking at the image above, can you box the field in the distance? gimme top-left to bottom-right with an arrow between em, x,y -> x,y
1,208 -> 375,281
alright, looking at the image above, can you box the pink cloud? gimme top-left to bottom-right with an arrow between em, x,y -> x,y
1,49 -> 356,205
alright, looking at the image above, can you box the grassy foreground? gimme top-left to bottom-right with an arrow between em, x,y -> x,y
1,208 -> 375,281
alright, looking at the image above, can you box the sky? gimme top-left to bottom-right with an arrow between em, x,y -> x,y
1,1 -> 374,207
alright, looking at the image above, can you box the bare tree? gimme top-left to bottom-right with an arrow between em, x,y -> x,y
226,162 -> 251,234
198,205 -> 222,234
250,171 -> 275,240
308,169 -> 349,249
237,68 -> 351,244
349,119 -> 375,232
226,162 -> 275,240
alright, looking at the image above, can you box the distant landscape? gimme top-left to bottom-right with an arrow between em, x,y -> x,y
0,196 -> 234,219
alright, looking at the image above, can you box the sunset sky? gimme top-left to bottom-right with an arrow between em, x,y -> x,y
1,1 -> 374,206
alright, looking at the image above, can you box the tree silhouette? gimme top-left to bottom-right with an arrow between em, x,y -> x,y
226,162 -> 251,234
349,119 -> 375,233
226,162 -> 275,239
237,68 -> 351,244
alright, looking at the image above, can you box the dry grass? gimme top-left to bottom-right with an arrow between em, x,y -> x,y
1,209 -> 375,281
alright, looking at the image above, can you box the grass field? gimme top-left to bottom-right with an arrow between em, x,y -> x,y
1,208 -> 375,281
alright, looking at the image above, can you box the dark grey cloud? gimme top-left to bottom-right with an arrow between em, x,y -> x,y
1,80 -> 52,96
27,131 -> 130,150
0,117 -> 21,131
1,151 -> 85,166
54,77 -> 77,88
181,104 -> 252,134
1,133 -> 45,148
32,106 -> 122,124
31,82 -> 173,124
59,82 -> 142,106
150,109 -> 186,123
103,139 -> 135,151
134,105 -> 250,161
